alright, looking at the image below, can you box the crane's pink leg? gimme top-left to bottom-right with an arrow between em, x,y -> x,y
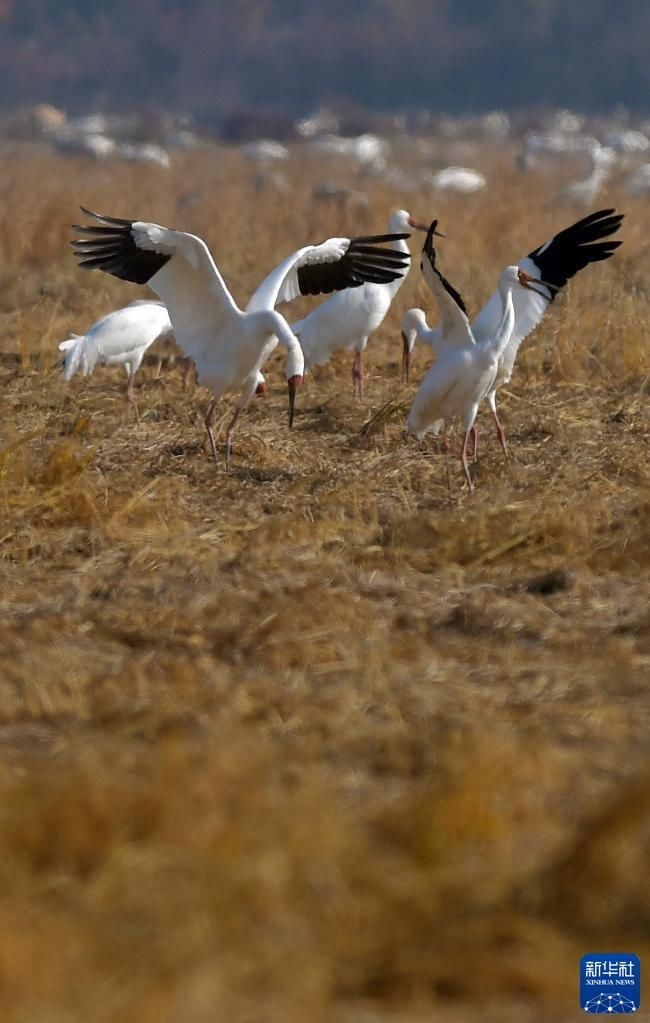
224,406 -> 242,468
492,411 -> 508,461
460,429 -> 475,492
204,398 -> 219,462
351,351 -> 364,397
488,398 -> 508,462
471,424 -> 479,462
126,373 -> 140,425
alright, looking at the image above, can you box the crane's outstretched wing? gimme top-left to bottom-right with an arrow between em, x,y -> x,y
72,209 -> 239,351
419,220 -> 474,348
246,233 -> 411,313
472,208 -> 624,383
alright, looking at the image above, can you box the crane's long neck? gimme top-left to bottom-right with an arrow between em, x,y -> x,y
269,312 -> 305,379
383,233 -> 412,298
487,284 -> 516,360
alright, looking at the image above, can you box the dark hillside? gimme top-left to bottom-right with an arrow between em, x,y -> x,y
0,0 -> 648,120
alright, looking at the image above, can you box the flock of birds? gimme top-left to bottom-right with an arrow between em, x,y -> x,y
61,204 -> 624,492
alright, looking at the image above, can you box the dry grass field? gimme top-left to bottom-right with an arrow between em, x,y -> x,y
0,142 -> 648,1022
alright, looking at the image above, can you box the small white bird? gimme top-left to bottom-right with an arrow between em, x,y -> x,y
402,209 -> 624,457
429,167 -> 487,194
292,210 -> 431,397
72,209 -> 409,463
58,299 -> 174,419
406,227 -> 554,492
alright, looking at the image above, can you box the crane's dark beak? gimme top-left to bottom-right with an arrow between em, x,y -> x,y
401,331 -> 410,383
287,374 -> 302,427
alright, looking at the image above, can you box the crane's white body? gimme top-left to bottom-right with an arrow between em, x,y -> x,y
294,274 -> 403,367
292,210 -> 422,394
58,300 -> 173,382
407,269 -> 519,439
404,268 -> 558,456
407,266 -> 529,491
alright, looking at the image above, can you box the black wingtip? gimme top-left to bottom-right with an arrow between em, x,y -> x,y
78,206 -> 134,227
528,207 -> 625,293
71,208 -> 170,285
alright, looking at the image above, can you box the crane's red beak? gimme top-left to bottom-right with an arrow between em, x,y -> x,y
408,216 -> 434,232
287,374 -> 303,428
409,215 -> 444,237
518,269 -> 559,298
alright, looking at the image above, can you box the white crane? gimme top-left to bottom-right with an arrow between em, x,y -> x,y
402,209 -> 624,458
72,208 -> 409,463
406,228 -> 555,492
291,210 -> 432,397
58,299 -> 174,420
559,143 -> 616,207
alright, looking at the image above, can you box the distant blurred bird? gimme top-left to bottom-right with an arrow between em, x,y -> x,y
429,167 -> 486,194
402,209 -> 624,458
559,143 -> 616,207
72,209 -> 409,463
624,163 -> 650,195
406,224 -> 554,492
58,299 -> 173,421
292,210 -> 431,397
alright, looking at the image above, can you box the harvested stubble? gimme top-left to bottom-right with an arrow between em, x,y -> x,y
0,144 -> 648,1023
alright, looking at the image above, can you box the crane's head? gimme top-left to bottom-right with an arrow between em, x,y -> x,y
389,209 -> 432,234
515,267 -> 559,299
400,308 -> 427,383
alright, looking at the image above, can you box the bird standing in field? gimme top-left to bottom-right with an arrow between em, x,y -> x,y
58,299 -> 173,421
72,209 -> 410,464
406,224 -> 556,492
402,208 -> 624,458
292,209 -> 433,397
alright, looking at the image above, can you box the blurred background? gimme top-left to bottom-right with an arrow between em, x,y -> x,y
1,0 -> 649,130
